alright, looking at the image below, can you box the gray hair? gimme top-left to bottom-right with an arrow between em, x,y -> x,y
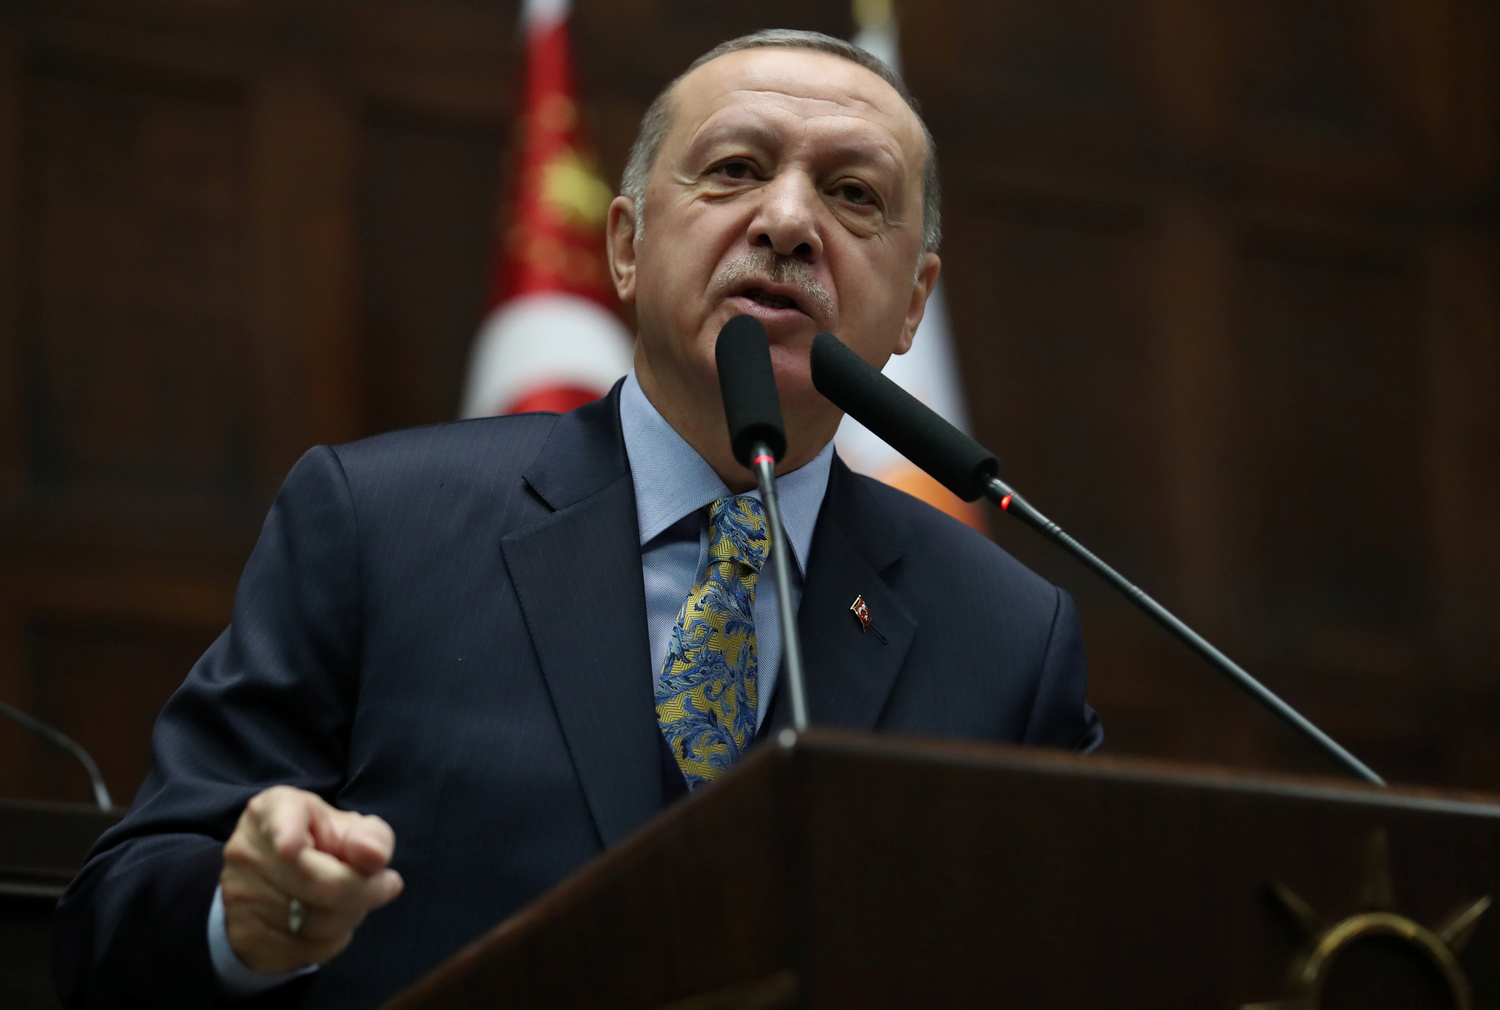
619,29 -> 941,255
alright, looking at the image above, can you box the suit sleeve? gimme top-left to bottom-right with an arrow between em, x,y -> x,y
1020,587 -> 1103,753
53,446 -> 363,1008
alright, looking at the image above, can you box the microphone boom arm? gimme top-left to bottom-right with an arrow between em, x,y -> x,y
808,328 -> 1383,786
751,444 -> 810,732
1,698 -> 113,809
986,477 -> 1385,786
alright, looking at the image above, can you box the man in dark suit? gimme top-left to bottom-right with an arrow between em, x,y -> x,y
55,29 -> 1100,1008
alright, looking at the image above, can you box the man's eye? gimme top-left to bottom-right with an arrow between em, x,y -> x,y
839,183 -> 873,205
718,161 -> 751,180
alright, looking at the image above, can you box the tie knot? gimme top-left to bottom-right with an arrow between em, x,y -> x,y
708,495 -> 769,572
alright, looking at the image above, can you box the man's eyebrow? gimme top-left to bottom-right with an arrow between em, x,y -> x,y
810,137 -> 905,175
683,117 -> 907,177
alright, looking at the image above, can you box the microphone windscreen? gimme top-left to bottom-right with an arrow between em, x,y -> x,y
716,315 -> 787,465
810,330 -> 997,501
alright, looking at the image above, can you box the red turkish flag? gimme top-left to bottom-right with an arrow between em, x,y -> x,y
460,0 -> 633,419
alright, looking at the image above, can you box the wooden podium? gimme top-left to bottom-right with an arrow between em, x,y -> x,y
385,730 -> 1500,1010
0,800 -> 121,1009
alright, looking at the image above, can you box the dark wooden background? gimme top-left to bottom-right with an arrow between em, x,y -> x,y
0,0 -> 1495,807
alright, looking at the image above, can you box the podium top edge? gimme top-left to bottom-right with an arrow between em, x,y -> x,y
766,728 -> 1500,819
0,797 -> 121,818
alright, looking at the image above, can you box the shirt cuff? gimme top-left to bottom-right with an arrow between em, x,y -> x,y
207,883 -> 320,997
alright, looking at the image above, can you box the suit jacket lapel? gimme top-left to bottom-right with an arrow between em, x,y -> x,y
768,459 -> 916,733
500,388 -> 662,847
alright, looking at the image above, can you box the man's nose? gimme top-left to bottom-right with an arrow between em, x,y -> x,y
748,172 -> 824,261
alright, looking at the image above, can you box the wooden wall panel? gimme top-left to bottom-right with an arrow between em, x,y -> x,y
1232,238 -> 1427,650
0,29 -> 264,802
944,207 -> 1168,600
0,566 -> 235,804
0,31 -> 24,508
1151,196 -> 1238,631
20,64 -> 253,508
359,109 -> 502,434
1425,230 -> 1500,677
24,615 -> 221,803
247,65 -> 361,489
343,1 -> 519,121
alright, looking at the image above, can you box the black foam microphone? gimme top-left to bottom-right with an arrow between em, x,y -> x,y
810,331 -> 996,500
716,314 -> 788,465
809,330 -> 1384,786
714,316 -> 810,730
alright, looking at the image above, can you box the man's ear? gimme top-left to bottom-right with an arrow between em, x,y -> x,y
893,252 -> 941,355
606,195 -> 638,304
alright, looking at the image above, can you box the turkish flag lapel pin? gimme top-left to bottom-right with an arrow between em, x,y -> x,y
849,595 -> 872,632
849,595 -> 888,643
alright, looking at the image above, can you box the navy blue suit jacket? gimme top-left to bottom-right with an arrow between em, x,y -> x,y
54,387 -> 1100,1008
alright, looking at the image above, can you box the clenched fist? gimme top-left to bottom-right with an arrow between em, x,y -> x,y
221,786 -> 404,973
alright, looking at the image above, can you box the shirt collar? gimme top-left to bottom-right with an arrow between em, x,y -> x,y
619,370 -> 833,575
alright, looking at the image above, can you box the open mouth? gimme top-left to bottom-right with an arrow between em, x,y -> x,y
739,287 -> 803,313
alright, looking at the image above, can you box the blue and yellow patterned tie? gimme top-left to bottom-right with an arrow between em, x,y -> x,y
656,495 -> 769,789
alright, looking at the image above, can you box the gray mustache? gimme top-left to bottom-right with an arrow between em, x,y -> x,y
713,249 -> 834,320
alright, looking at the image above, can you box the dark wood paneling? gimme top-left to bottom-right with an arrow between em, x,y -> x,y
20,62 -> 253,507
902,0 -> 1156,209
359,107 -> 502,432
946,203 -> 1168,604
1231,1 -> 1399,144
0,566 -> 235,804
1425,230 -> 1500,680
1234,238 -> 1426,649
246,63 -> 362,489
24,616 -> 220,805
0,33 -> 25,509
910,0 -> 1148,124
1,800 -> 121,1010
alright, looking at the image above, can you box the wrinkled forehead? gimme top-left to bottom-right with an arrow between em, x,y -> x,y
663,47 -> 927,175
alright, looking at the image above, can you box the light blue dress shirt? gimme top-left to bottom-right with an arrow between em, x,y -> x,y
620,371 -> 833,728
209,371 -> 834,995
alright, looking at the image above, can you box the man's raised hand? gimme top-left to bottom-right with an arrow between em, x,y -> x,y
221,785 -> 404,974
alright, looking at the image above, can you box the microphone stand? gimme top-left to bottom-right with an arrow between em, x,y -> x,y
748,444 -> 810,732
1,699 -> 114,809
985,476 -> 1385,787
